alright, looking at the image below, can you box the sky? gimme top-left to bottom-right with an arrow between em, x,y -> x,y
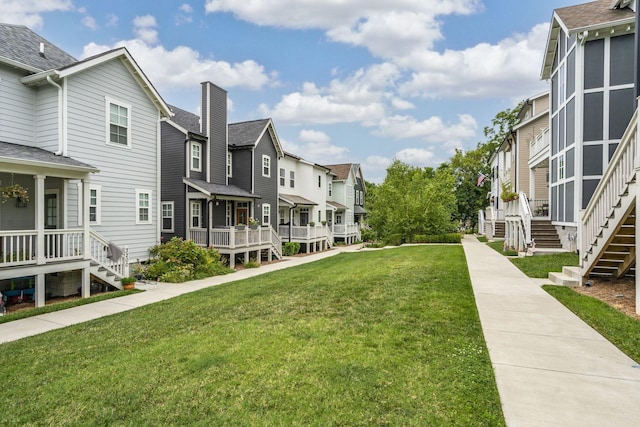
0,0 -> 580,183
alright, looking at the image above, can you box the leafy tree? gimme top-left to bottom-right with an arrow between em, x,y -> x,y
368,160 -> 456,242
446,104 -> 521,231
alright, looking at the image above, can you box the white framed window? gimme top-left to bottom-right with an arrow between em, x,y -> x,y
262,155 -> 271,177
191,201 -> 201,228
336,213 -> 342,224
360,190 -> 364,205
328,182 -> 332,197
318,175 -> 322,188
289,171 -> 295,188
318,211 -> 321,222
225,201 -> 232,226
106,97 -> 131,148
559,155 -> 565,180
136,189 -> 152,224
279,168 -> 285,186
262,203 -> 270,225
89,185 -> 101,224
162,201 -> 174,232
227,152 -> 232,177
355,189 -> 360,205
191,142 -> 202,171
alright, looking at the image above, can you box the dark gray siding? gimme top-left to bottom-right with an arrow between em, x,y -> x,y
253,133 -> 279,228
201,82 -> 228,185
161,121 -> 186,240
230,149 -> 253,192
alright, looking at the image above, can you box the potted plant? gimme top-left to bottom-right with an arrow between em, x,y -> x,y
120,276 -> 136,290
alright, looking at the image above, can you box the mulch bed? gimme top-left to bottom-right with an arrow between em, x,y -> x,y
573,276 -> 640,321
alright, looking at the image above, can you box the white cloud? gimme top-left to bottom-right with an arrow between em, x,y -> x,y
81,15 -> 98,31
374,113 -> 477,144
280,132 -> 349,165
395,148 -> 436,167
204,0 -> 481,58
177,3 -> 194,25
106,13 -> 118,27
399,23 -> 551,100
298,129 -> 331,144
362,155 -> 392,184
180,4 -> 194,13
133,14 -> 159,45
0,0 -> 73,29
81,17 -> 275,92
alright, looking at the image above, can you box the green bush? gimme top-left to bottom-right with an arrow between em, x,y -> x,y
360,228 -> 377,242
145,237 -> 232,283
413,233 -> 462,244
384,234 -> 404,246
282,242 -> 301,256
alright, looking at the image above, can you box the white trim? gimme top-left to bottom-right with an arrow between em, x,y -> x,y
161,201 -> 174,232
190,200 -> 202,228
262,203 -> 271,225
227,151 -> 233,178
191,141 -> 202,172
262,154 -> 271,178
105,96 -> 132,149
135,189 -> 152,225
89,184 -> 101,225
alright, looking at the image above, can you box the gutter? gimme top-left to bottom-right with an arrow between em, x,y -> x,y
45,75 -> 64,155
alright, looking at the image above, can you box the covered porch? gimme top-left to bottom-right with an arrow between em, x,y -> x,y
279,193 -> 331,252
0,142 -> 99,308
327,201 -> 360,243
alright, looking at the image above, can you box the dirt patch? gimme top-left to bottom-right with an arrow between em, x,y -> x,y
573,277 -> 640,321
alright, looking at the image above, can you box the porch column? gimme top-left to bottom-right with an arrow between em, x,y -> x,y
81,267 -> 90,299
34,174 -> 46,265
82,177 -> 91,260
35,273 -> 45,308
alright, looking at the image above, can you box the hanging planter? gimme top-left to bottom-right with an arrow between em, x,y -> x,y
1,184 -> 29,206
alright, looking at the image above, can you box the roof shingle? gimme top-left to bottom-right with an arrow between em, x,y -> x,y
0,23 -> 77,71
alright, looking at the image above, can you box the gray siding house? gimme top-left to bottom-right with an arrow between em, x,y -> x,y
0,24 -> 171,306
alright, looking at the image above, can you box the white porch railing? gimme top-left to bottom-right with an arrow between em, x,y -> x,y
504,192 -> 532,251
0,229 -> 85,267
529,127 -> 550,163
189,228 -> 208,246
581,107 -> 638,264
89,230 -> 129,278
201,225 -> 281,253
529,199 -> 549,217
333,223 -> 360,237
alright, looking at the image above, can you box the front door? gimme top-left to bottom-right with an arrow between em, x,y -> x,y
45,193 -> 58,229
236,207 -> 248,225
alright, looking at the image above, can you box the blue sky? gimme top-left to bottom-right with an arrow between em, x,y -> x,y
1,0 -> 579,182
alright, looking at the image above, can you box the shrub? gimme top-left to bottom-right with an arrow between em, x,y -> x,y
384,234 -> 404,246
360,228 -> 377,242
145,237 -> 232,283
244,259 -> 260,268
282,242 -> 301,256
413,233 -> 462,244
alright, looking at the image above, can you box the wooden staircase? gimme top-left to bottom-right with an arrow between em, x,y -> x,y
580,107 -> 638,281
531,220 -> 562,249
494,221 -> 505,239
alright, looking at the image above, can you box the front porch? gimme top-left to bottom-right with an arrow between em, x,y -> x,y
278,224 -> 332,253
189,225 -> 282,268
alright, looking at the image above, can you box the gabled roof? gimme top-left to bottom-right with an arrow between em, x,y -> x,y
183,177 -> 258,199
0,23 -> 77,72
228,118 -> 284,157
0,140 -> 98,172
541,0 -> 635,79
168,104 -> 202,135
325,163 -> 353,181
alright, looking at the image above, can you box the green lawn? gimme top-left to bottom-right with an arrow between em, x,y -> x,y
0,246 -> 504,426
544,285 -> 640,363
486,240 -> 517,256
511,252 -> 579,278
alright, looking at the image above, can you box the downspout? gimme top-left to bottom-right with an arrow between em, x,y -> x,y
46,75 -> 64,155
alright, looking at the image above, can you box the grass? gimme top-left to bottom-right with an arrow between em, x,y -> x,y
544,285 -> 640,363
486,240 -> 517,256
0,246 -> 504,426
510,252 -> 579,278
0,289 -> 142,324
476,235 -> 488,243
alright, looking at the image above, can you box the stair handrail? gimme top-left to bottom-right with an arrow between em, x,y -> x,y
518,192 -> 532,246
581,106 -> 638,265
269,225 -> 282,259
478,209 -> 486,235
89,230 -> 129,278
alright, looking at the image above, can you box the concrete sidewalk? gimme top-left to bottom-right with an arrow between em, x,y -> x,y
0,245 -> 361,344
462,235 -> 640,426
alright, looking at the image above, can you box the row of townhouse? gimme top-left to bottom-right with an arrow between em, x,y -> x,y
0,23 -> 367,307
483,0 -> 640,295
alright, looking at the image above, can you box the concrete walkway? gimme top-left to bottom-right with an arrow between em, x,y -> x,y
0,245 -> 362,344
462,235 -> 640,427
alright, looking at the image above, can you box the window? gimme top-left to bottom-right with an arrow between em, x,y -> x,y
162,202 -> 174,232
290,171 -> 295,188
559,155 -> 565,180
336,214 -> 342,224
191,142 -> 201,171
191,201 -> 201,228
136,190 -> 151,224
262,155 -> 271,177
89,185 -> 101,224
328,182 -> 332,197
318,175 -> 321,188
262,203 -> 270,225
106,98 -> 131,148
355,189 -> 360,205
227,152 -> 232,177
279,168 -> 285,186
318,211 -> 321,222
226,201 -> 232,226
360,191 -> 364,205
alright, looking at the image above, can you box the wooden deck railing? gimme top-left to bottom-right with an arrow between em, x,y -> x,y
89,230 -> 129,278
0,229 -> 85,267
581,107 -> 638,263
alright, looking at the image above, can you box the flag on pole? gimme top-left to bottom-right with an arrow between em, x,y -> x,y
477,172 -> 486,186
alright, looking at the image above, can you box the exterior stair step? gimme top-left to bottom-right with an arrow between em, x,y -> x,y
548,271 -> 580,287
